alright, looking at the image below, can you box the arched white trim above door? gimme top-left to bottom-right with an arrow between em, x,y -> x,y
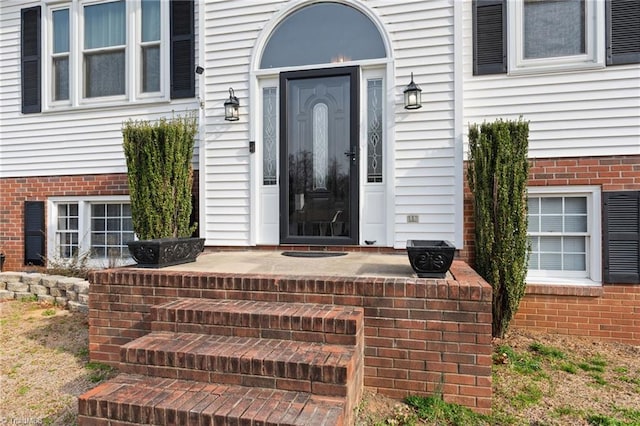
249,0 -> 394,74
248,0 -> 396,247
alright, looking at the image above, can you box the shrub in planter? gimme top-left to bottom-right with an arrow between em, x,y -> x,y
468,118 -> 530,338
122,114 -> 203,267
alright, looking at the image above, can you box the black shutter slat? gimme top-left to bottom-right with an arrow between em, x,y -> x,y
603,191 -> 640,284
21,6 -> 41,114
24,201 -> 45,266
607,0 -> 640,65
170,0 -> 195,99
473,0 -> 507,75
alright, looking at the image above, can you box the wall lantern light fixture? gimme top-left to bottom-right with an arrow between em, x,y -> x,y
403,72 -> 422,110
224,88 -> 240,121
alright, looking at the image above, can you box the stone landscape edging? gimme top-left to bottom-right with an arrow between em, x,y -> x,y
0,272 -> 89,313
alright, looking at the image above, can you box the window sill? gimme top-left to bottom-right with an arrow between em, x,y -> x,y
508,61 -> 605,77
41,96 -> 194,115
525,282 -> 603,297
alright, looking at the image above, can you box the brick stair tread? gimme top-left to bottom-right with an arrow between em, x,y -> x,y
78,374 -> 345,426
152,298 -> 363,337
121,331 -> 354,385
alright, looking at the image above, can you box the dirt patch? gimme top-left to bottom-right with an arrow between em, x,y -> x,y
0,300 -> 112,425
491,328 -> 640,425
1,300 -> 638,425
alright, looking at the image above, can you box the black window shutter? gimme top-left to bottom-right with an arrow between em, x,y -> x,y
606,0 -> 640,65
170,0 -> 195,99
21,6 -> 41,114
24,201 -> 45,266
473,0 -> 507,75
603,191 -> 640,284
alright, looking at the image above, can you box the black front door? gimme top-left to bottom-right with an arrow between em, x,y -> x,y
279,67 -> 359,245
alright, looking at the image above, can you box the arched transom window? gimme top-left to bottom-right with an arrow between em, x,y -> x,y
260,2 -> 387,69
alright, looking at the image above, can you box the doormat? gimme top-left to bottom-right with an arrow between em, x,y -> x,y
281,251 -> 347,258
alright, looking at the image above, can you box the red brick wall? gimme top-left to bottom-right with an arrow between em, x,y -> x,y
0,173 -> 200,272
462,154 -> 640,265
88,260 -> 494,414
462,154 -> 640,345
0,174 -> 129,271
512,285 -> 640,346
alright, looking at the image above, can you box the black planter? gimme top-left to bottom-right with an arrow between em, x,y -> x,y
406,240 -> 455,278
127,238 -> 205,268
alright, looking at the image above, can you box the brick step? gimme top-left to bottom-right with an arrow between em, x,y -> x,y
78,374 -> 345,426
151,299 -> 363,345
120,332 -> 358,397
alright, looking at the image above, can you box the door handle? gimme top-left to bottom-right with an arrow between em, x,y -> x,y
344,147 -> 357,163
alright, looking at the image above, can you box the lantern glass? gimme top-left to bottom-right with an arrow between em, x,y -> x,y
403,73 -> 422,110
405,91 -> 418,108
224,88 -> 240,121
225,103 -> 238,121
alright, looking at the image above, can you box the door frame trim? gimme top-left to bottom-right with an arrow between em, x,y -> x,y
279,66 -> 360,245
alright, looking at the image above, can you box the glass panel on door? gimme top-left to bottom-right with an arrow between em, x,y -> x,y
281,69 -> 358,244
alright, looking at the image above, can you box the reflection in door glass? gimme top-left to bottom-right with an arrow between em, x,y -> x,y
286,75 -> 351,239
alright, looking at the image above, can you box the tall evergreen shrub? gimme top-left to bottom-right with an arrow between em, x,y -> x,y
122,114 -> 197,240
468,118 -> 530,338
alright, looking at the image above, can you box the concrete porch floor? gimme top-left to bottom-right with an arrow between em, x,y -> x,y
163,250 -> 437,279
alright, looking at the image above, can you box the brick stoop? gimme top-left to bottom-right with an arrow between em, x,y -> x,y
78,299 -> 364,425
78,375 -> 346,425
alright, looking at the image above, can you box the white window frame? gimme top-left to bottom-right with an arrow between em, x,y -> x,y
47,196 -> 134,268
508,0 -> 605,75
49,5 -> 71,106
43,0 -> 169,111
136,0 -> 168,100
526,186 -> 601,286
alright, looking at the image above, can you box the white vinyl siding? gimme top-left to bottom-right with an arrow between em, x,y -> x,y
463,1 -> 640,159
199,1 -> 275,246
201,0 -> 460,248
385,1 -> 458,248
0,1 -> 199,179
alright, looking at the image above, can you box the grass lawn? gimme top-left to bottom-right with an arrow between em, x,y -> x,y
1,300 -> 638,425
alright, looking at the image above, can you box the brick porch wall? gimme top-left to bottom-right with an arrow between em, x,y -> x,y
462,154 -> 640,345
88,260 -> 494,413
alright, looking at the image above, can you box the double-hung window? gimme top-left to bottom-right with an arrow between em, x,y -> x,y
508,0 -> 603,74
22,0 -> 194,112
45,0 -> 166,107
473,0 -> 640,75
83,1 -> 127,98
49,197 -> 135,267
141,0 -> 161,93
526,186 -> 601,284
56,203 -> 79,258
52,8 -> 70,102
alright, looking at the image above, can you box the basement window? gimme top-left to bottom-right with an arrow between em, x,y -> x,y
48,196 -> 134,267
526,186 -> 601,285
